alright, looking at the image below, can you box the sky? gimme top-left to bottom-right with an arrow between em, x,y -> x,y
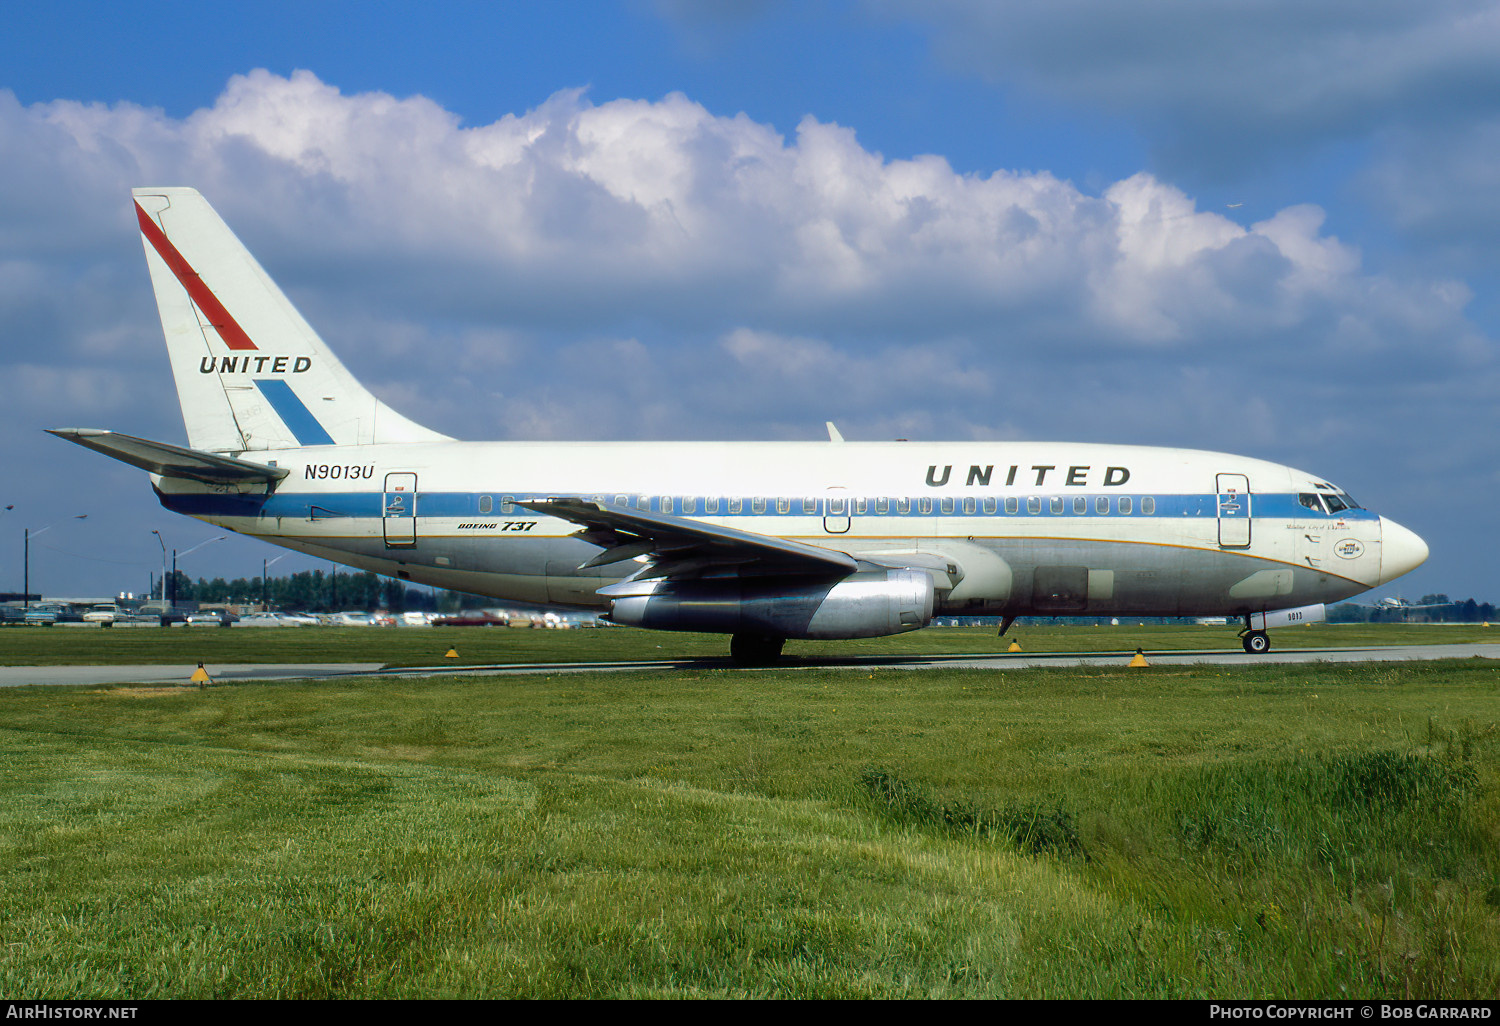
1,0 -> 1497,604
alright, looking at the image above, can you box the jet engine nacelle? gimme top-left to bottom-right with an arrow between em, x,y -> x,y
602,569 -> 935,639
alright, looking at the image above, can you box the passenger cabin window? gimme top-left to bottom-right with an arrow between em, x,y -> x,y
983,497 -> 996,514
752,497 -> 767,514
1050,497 -> 1064,514
729,497 -> 743,514
1142,497 -> 1156,515
636,495 -> 650,511
776,497 -> 791,514
1005,497 -> 1018,515
940,498 -> 954,514
854,498 -> 868,514
614,494 -> 628,507
897,498 -> 912,514
962,497 -> 975,514
1096,496 -> 1109,514
659,496 -> 674,514
1027,496 -> 1041,514
918,498 -> 932,514
802,497 -> 817,514
876,497 -> 890,514
705,497 -> 719,514
1073,496 -> 1087,514
478,495 -> 493,515
501,494 -> 515,515
1119,496 -> 1133,515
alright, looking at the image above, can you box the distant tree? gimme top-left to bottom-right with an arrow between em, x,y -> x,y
383,579 -> 406,612
1329,603 -> 1370,623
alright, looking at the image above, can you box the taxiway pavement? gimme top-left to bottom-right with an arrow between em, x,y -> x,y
7,643 -> 1494,687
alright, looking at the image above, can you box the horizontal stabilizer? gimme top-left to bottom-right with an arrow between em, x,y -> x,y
47,429 -> 289,485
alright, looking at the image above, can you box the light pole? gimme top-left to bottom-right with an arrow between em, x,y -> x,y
24,515 -> 87,609
151,531 -> 167,604
1,506 -> 10,594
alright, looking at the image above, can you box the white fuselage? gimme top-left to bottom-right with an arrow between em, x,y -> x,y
153,438 -> 1423,618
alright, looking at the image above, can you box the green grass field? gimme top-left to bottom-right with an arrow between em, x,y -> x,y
0,621 -> 1496,665
3,632 -> 1499,998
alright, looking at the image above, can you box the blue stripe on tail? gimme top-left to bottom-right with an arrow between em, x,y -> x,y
254,379 -> 336,446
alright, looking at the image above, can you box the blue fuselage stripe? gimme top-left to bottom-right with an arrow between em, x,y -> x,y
158,489 -> 1380,525
254,379 -> 336,446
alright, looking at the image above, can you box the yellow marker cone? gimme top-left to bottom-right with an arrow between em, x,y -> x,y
445,648 -> 459,659
1008,640 -> 1022,653
1128,648 -> 1150,668
189,662 -> 212,686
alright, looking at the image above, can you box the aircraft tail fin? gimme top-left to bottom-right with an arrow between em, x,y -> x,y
132,187 -> 450,452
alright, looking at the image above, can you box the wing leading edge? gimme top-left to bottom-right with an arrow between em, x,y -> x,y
518,498 -> 859,580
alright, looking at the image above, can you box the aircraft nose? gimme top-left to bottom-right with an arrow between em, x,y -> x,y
1379,517 -> 1429,583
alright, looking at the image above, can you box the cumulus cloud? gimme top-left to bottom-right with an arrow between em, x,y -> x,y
0,71 -> 1487,406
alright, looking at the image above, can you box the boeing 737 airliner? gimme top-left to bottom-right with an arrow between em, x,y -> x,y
51,188 -> 1428,662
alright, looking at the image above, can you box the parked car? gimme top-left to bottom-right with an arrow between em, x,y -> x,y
23,603 -> 67,625
432,612 -> 508,627
186,610 -> 240,627
82,603 -> 122,626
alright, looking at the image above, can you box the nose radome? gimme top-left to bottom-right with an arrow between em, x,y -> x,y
1380,518 -> 1429,583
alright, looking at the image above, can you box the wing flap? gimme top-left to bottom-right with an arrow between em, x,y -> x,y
47,428 -> 289,485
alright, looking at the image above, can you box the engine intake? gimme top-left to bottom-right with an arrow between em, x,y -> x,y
602,569 -> 935,639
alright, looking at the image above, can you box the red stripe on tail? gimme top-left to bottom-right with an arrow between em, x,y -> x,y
135,200 -> 258,351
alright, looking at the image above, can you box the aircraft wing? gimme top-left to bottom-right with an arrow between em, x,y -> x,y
518,498 -> 858,579
47,429 -> 289,485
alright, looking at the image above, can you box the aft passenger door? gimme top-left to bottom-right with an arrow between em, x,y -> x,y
383,472 -> 417,548
1215,473 -> 1251,549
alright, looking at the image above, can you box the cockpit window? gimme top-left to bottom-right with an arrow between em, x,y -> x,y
1299,493 -> 1327,514
1314,482 -> 1361,510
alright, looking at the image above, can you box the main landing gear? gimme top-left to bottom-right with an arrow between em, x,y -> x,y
1238,615 -> 1271,655
730,632 -> 786,666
